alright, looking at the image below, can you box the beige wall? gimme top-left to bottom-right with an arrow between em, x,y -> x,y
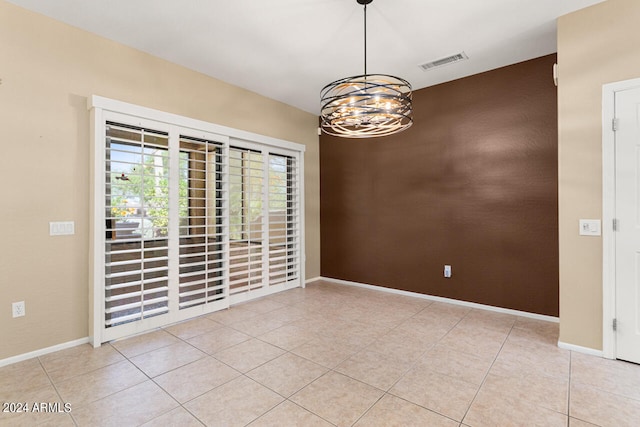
558,0 -> 640,349
0,1 -> 320,360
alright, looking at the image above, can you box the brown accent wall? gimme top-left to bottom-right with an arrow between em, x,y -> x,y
320,54 -> 559,316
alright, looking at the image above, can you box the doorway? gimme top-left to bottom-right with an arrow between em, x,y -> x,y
603,77 -> 640,364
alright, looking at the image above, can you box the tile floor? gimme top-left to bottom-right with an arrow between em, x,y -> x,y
2,280 -> 640,426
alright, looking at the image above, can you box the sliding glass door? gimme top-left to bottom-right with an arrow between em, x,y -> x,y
91,99 -> 304,344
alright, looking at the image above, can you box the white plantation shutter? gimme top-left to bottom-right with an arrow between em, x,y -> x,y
91,96 -> 305,345
104,123 -> 170,327
268,154 -> 300,286
228,147 -> 265,296
178,136 -> 227,309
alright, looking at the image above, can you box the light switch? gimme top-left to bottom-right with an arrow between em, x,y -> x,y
50,221 -> 75,236
579,219 -> 601,236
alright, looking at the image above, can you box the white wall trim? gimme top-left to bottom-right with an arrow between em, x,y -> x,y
88,95 -> 306,153
601,77 -> 640,360
0,337 -> 89,368
299,159 -> 306,290
603,79 -> 617,359
305,276 -> 322,285
558,341 -> 604,357
320,276 -> 559,323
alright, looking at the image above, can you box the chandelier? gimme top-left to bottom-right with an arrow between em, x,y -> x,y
320,0 -> 413,138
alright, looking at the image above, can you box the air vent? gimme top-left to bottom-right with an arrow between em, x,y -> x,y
419,52 -> 469,71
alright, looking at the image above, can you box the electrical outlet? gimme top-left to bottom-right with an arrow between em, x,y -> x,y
444,265 -> 452,278
12,301 -> 25,318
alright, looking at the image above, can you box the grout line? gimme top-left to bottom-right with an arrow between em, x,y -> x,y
284,399 -> 337,426
380,394 -> 461,425
36,357 -> 79,426
567,350 -> 573,426
131,328 -> 235,426
350,392 -> 386,426
458,318 -> 516,424
11,283 -> 582,426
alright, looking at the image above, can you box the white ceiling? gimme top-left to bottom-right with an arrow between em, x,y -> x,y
8,0 -> 604,115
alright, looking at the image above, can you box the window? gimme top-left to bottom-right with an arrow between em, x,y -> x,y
268,153 -> 300,287
178,136 -> 225,310
104,123 -> 170,328
229,148 -> 265,295
90,96 -> 305,345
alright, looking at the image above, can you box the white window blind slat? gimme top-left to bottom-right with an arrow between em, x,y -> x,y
105,295 -> 170,312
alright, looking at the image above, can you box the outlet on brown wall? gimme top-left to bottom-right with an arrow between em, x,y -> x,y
320,54 -> 559,316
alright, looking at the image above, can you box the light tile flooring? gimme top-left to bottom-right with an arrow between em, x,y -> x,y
2,281 -> 640,426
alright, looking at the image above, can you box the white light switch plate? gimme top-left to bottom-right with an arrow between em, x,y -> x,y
579,219 -> 601,236
49,221 -> 75,236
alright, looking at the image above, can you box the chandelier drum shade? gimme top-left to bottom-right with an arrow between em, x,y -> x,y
320,0 -> 413,138
320,74 -> 413,138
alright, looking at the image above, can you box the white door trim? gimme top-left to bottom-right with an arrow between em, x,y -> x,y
602,77 -> 640,359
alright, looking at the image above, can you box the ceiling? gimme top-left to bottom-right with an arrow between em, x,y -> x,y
8,0 -> 604,115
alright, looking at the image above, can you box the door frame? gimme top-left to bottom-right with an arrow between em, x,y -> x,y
89,95 -> 306,346
602,77 -> 640,359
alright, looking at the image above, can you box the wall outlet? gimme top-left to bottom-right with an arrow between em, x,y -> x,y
444,265 -> 452,278
12,301 -> 25,318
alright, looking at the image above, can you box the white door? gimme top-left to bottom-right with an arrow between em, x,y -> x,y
615,86 -> 640,364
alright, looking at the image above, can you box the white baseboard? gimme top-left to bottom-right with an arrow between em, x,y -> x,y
319,276 -> 560,323
0,277 -> 567,368
305,276 -> 322,285
0,337 -> 90,368
557,341 -> 604,357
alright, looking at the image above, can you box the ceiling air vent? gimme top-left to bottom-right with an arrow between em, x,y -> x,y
419,52 -> 469,71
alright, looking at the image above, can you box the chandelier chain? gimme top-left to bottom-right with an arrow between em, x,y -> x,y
363,2 -> 367,76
